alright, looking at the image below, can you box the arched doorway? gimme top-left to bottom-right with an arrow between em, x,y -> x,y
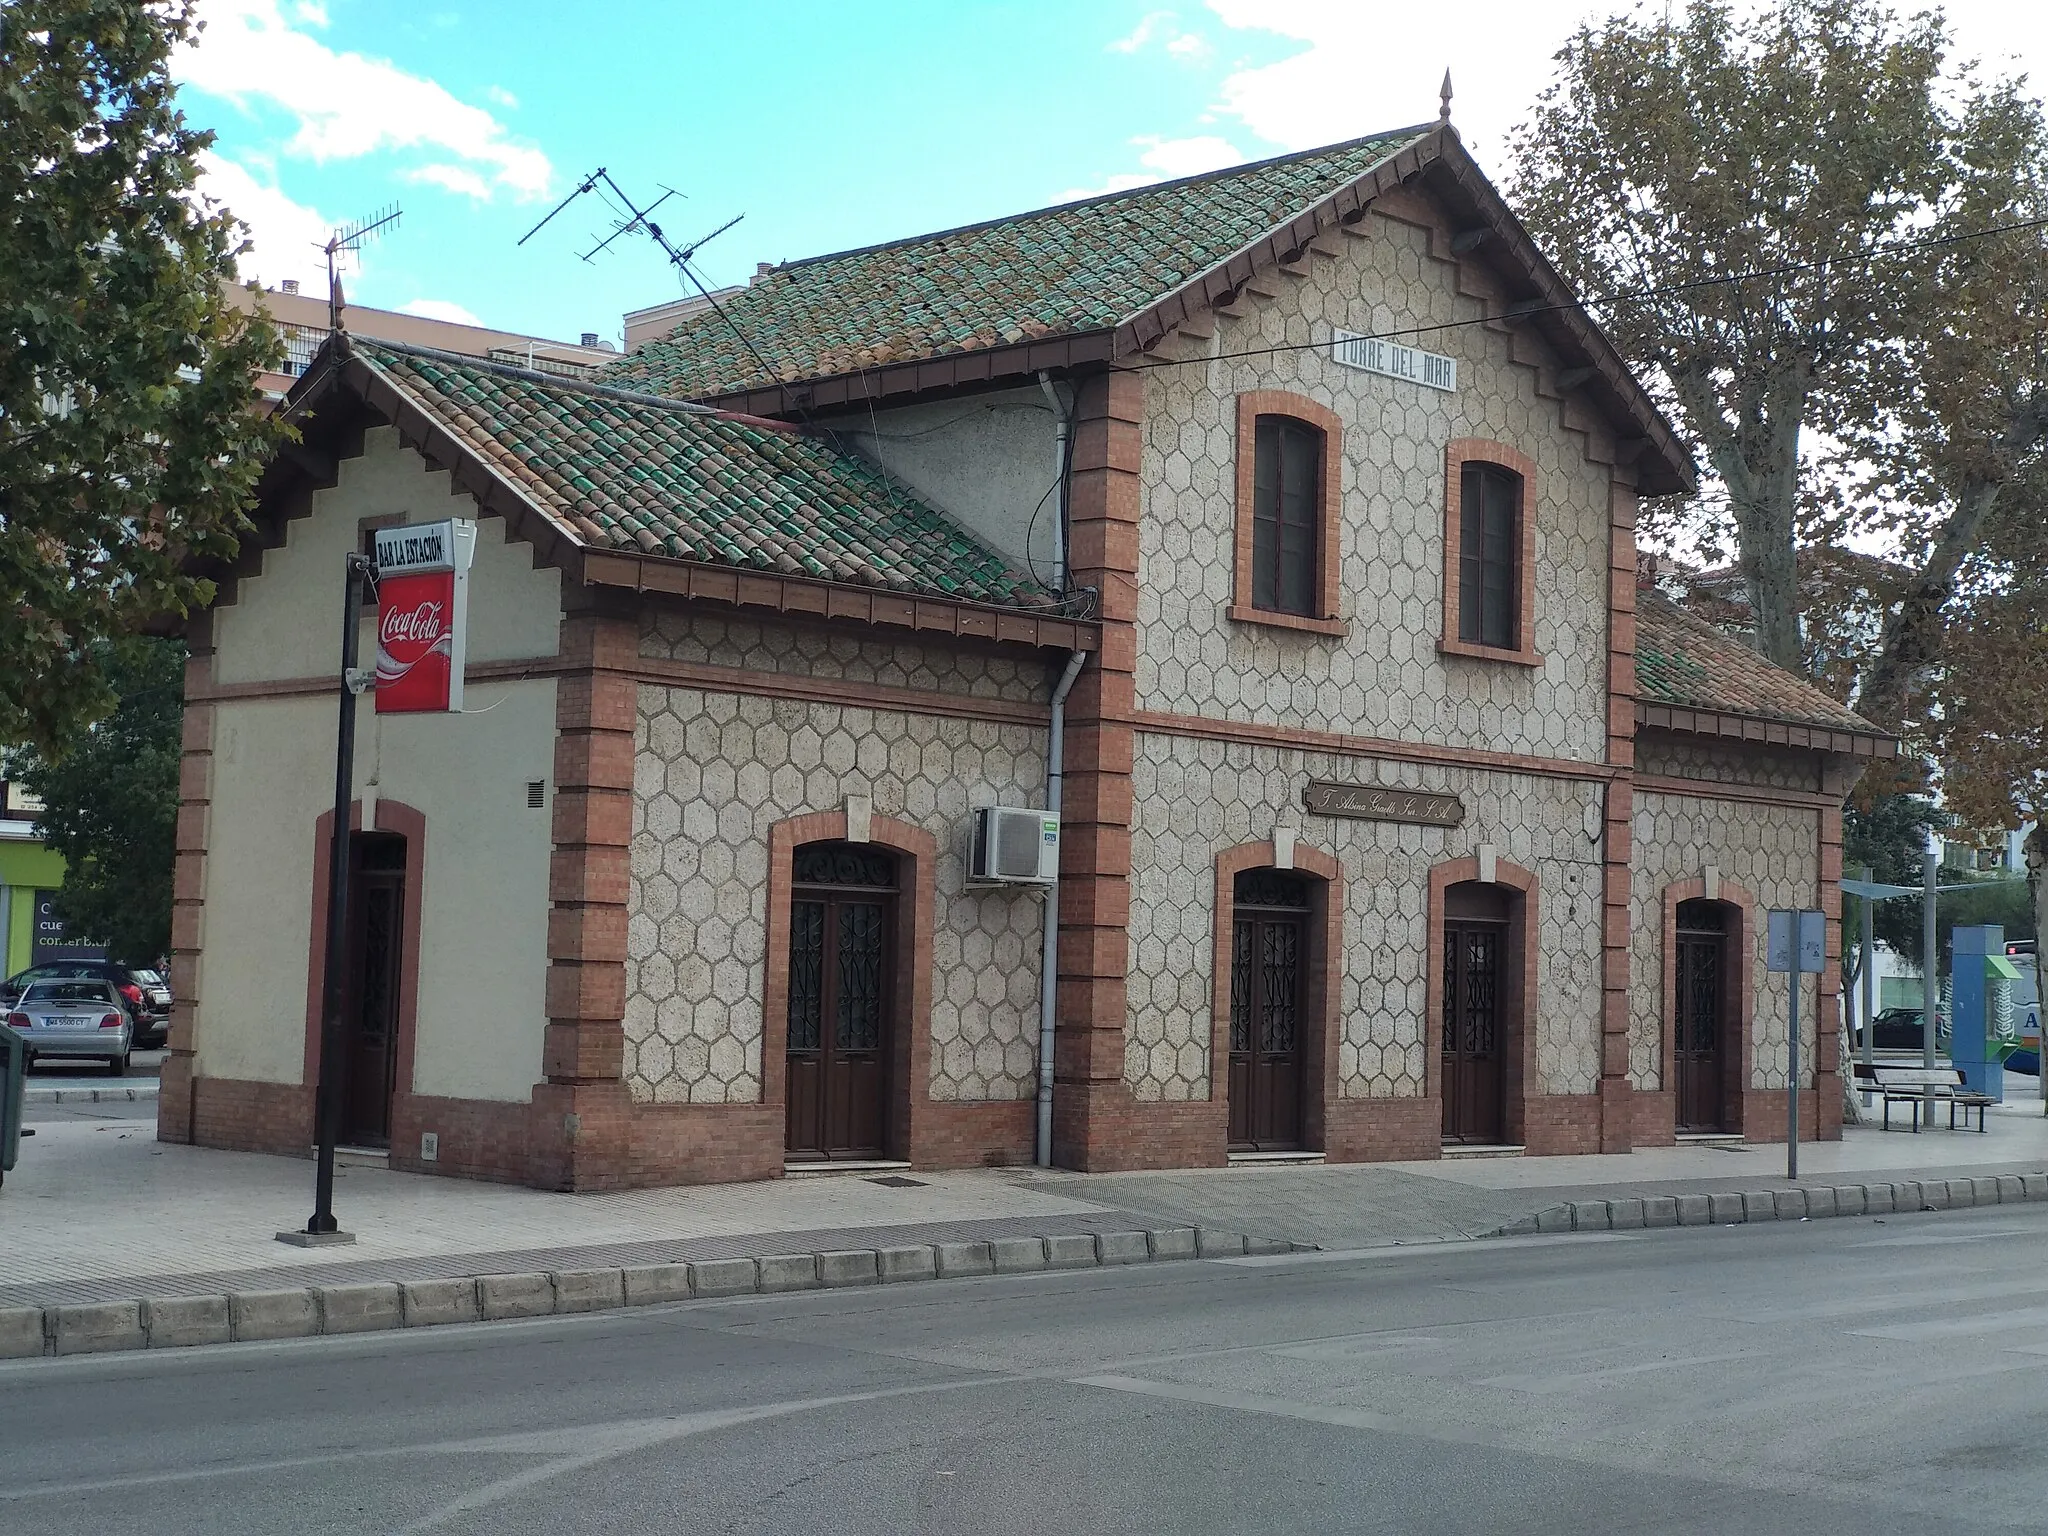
784,841 -> 897,1160
1441,882 -> 1511,1145
339,831 -> 407,1149
1227,868 -> 1312,1151
1673,899 -> 1732,1133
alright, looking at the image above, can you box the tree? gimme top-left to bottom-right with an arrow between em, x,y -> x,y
1,0 -> 281,752
1509,0 -> 1965,673
4,638 -> 182,964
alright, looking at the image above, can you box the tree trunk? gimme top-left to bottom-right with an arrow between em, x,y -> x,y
1668,363 -> 1809,671
1856,479 -> 2002,729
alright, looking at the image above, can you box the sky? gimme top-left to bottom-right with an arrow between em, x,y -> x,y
174,0 -> 2048,347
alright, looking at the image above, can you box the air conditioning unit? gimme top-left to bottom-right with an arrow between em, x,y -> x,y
971,806 -> 1060,885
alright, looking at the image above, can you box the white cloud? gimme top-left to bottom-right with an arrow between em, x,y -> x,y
1109,10 -> 1177,53
1056,133 -> 1245,202
404,163 -> 493,201
1110,7 -> 1212,62
176,0 -> 550,198
291,0 -> 327,24
195,149 -> 338,294
486,84 -> 519,109
398,298 -> 483,325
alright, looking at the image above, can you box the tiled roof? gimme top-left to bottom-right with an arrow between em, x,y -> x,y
608,128 -> 1432,399
1634,591 -> 1878,734
352,340 -> 1050,607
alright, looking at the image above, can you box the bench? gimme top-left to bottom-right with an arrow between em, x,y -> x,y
1852,1062 -> 1995,1132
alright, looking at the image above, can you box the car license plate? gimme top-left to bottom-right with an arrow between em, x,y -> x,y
37,1016 -> 58,1030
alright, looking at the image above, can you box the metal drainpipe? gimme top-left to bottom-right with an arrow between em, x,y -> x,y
1037,648 -> 1088,1168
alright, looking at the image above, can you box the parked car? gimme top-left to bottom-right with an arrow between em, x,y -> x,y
5,978 -> 134,1074
1852,1006 -> 1952,1053
0,961 -> 166,1048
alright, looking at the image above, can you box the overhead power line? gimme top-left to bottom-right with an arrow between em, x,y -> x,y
1119,207 -> 2048,375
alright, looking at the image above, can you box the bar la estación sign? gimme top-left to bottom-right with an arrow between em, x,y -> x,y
372,519 -> 476,714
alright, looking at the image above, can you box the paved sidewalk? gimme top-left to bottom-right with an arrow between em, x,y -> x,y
5,1097 -> 2047,1310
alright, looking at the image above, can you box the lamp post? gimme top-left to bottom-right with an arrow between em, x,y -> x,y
278,550 -> 377,1247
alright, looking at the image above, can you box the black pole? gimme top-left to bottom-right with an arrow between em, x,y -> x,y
305,552 -> 375,1236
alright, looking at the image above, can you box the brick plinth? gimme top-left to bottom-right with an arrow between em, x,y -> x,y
1054,1082 -> 1226,1171
1631,1089 -> 1677,1147
1324,1097 -> 1441,1161
1524,1093 -> 1604,1155
1737,1089 -> 1824,1143
190,1078 -> 313,1158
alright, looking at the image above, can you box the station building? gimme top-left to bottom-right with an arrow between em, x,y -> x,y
160,120 -> 1894,1186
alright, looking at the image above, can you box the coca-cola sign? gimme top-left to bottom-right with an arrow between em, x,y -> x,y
372,519 -> 473,713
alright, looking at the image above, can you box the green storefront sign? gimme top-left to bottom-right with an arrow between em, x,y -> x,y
0,838 -> 70,977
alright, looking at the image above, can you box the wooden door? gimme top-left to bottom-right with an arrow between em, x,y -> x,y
1442,920 -> 1506,1144
1673,901 -> 1728,1132
785,844 -> 895,1160
339,835 -> 405,1148
1227,870 -> 1310,1151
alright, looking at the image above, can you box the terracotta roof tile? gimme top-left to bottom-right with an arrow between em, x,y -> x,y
607,129 -> 1431,399
1635,590 -> 1877,734
355,340 -> 1050,608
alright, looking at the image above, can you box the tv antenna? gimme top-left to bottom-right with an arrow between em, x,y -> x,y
519,167 -> 777,394
321,204 -> 402,332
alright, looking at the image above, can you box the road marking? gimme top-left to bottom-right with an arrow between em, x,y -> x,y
1478,1349 -> 1767,1393
0,1376 -> 1011,1509
1213,1232 -> 1634,1268
1265,1334 -> 1449,1362
1853,1305 -> 2048,1342
1069,1373 -> 1509,1449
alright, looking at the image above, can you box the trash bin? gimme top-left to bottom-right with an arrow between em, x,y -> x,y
1,1021 -> 24,1188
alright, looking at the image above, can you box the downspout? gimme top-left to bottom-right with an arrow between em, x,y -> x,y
1035,368 -> 1081,1167
1037,647 -> 1088,1167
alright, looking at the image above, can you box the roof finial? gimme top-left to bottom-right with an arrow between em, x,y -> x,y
1439,70 -> 1453,125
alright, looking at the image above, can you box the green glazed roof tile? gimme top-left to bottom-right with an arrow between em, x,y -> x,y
1635,592 -> 1876,733
606,129 -> 1431,399
354,340 -> 1048,609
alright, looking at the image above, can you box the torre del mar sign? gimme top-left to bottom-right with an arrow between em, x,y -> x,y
1303,780 -> 1465,827
1329,329 -> 1458,392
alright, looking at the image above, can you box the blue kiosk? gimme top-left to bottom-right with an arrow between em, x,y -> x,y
1951,925 -> 2027,1099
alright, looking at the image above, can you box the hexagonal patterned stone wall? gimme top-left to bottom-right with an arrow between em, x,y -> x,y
1637,735 -> 1821,793
625,675 -> 1048,1106
1628,783 -> 1821,1092
1133,212 -> 1615,767
1127,729 -> 1607,1103
643,610 -> 1049,704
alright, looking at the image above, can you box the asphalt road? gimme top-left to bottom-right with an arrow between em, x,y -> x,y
5,1204 -> 2048,1534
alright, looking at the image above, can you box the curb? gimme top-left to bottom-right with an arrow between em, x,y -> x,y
23,1085 -> 159,1105
1488,1171 -> 2048,1238
0,1225 -> 1310,1361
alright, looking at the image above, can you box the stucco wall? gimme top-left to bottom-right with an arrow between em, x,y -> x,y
1125,729 -> 1607,1103
212,425 -> 563,686
625,675 -> 1049,1106
1133,209 -> 1618,763
820,384 -> 1063,583
193,424 -> 562,1102
1628,787 -> 1822,1092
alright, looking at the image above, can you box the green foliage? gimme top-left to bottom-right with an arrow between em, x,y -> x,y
1844,794 -> 1946,965
0,0 -> 283,753
5,638 -> 183,965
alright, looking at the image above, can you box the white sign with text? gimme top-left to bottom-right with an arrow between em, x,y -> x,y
1330,329 -> 1458,392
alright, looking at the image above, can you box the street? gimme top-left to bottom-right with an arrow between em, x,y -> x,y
5,1205 -> 2047,1534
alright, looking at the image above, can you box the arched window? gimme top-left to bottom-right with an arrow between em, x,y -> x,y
1252,416 -> 1323,616
1458,461 -> 1521,648
1440,440 -> 1538,665
1232,393 -> 1344,635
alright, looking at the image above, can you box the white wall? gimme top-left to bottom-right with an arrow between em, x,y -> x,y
195,426 -> 562,1102
819,385 -> 1063,587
